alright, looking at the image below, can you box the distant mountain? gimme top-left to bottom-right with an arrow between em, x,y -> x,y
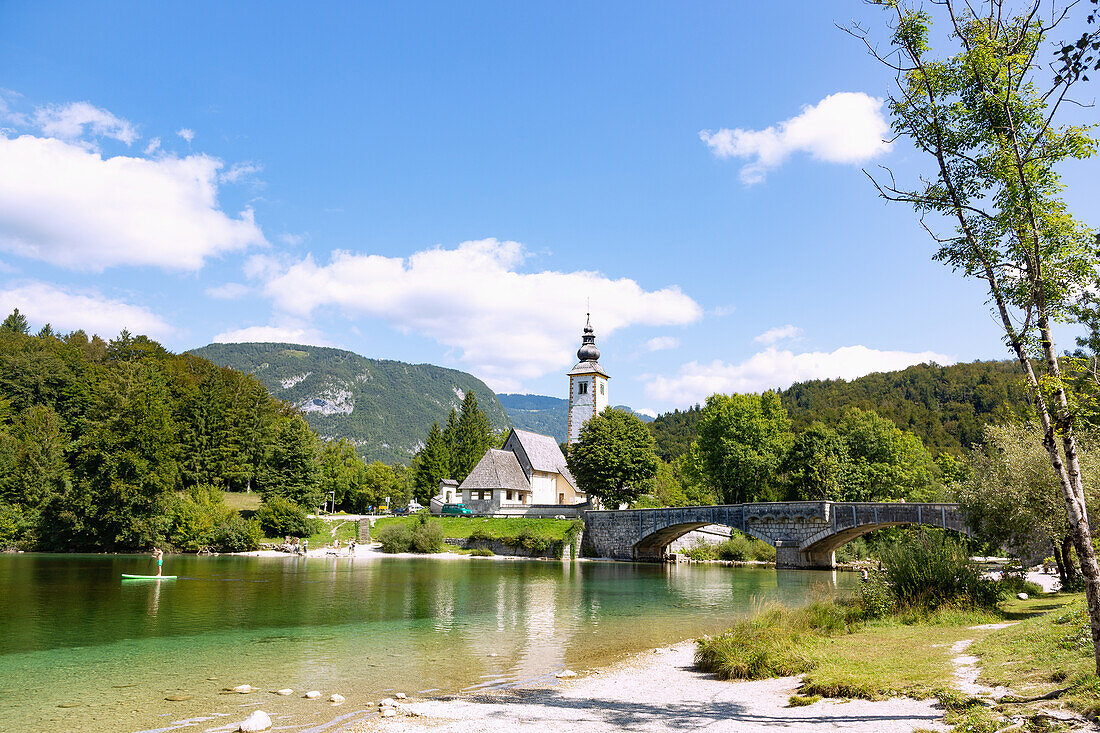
191,342 -> 511,464
498,394 -> 653,443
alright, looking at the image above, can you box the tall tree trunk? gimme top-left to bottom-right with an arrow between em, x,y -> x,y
1053,543 -> 1069,589
1062,534 -> 1079,586
1038,315 -> 1100,669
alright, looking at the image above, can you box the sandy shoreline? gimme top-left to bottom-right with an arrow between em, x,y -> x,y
337,641 -> 950,733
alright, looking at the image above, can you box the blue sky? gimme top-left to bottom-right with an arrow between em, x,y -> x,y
0,1 -> 1096,415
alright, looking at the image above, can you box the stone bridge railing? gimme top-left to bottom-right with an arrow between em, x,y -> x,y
581,501 -> 968,568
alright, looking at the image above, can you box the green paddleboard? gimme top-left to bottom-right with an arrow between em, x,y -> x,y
121,574 -> 176,580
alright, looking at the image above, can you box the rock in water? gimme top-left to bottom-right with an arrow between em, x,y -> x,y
1017,592 -> 1029,600
232,684 -> 255,694
395,692 -> 407,700
329,693 -> 345,704
275,689 -> 293,696
165,694 -> 194,702
238,710 -> 271,732
381,707 -> 398,717
303,690 -> 321,699
555,670 -> 576,679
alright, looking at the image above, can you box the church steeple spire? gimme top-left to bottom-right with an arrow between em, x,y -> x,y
576,313 -> 601,363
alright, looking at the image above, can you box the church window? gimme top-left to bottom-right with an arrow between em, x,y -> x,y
578,382 -> 588,395
599,383 -> 605,395
507,490 -> 513,501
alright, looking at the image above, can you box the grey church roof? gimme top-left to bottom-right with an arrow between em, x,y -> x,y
508,429 -> 579,491
458,449 -> 531,491
567,361 -> 609,377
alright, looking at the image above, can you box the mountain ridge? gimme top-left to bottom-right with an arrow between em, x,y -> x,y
190,342 -> 511,464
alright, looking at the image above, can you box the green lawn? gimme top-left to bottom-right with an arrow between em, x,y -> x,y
370,515 -> 579,540
263,517 -> 361,548
223,491 -> 262,512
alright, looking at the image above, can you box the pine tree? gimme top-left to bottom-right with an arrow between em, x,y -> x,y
412,422 -> 450,505
1,309 -> 29,335
450,391 -> 493,482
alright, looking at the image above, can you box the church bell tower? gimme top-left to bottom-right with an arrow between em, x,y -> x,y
567,314 -> 609,444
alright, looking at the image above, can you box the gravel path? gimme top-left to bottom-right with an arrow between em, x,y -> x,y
344,642 -> 948,733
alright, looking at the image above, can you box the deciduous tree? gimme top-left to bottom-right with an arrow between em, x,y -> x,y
567,407 -> 658,508
855,0 -> 1100,670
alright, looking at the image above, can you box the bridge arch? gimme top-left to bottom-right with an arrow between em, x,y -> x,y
632,522 -> 773,561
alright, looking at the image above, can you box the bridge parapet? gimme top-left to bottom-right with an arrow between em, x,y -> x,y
581,501 -> 968,568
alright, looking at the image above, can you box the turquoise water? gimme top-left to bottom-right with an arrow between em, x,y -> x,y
0,553 -> 854,732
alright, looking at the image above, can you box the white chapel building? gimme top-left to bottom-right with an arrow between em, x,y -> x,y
433,316 -> 609,516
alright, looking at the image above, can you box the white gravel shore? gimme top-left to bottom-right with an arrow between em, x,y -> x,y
344,641 -> 948,733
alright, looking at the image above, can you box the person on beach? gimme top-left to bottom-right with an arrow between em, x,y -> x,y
349,539 -> 357,556
152,547 -> 164,577
302,539 -> 308,556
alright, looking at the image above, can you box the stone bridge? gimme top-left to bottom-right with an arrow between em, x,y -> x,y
581,501 -> 969,569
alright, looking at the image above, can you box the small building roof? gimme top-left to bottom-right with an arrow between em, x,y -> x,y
507,429 -> 579,491
458,449 -> 531,492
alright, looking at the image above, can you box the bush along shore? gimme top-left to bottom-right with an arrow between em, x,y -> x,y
694,530 -> 1096,731
373,515 -> 584,559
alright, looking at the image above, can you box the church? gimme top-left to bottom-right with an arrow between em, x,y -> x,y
433,316 -> 608,516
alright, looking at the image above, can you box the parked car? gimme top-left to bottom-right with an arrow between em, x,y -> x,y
407,500 -> 424,513
391,505 -> 410,516
441,503 -> 472,516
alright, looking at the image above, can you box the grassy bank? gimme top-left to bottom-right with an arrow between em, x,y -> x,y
972,594 -> 1100,717
370,515 -> 580,540
261,516 -> 359,548
681,532 -> 776,563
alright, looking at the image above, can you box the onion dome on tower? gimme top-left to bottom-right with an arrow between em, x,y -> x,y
576,314 -> 601,363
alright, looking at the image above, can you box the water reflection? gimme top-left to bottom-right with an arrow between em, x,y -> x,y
0,554 -> 853,733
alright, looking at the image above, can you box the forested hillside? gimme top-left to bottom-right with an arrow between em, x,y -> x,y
649,360 -> 1033,460
192,343 -> 511,464
780,360 -> 1032,456
0,321 -> 322,551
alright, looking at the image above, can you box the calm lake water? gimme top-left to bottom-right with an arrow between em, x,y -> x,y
0,553 -> 855,733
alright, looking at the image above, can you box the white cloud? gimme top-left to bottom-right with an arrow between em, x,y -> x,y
252,238 -> 703,390
754,324 -> 802,344
0,133 -> 266,271
143,137 -> 161,155
205,282 -> 250,300
34,102 -> 138,145
645,336 -> 679,352
213,323 -> 334,347
711,305 -> 736,317
279,232 -> 305,246
700,92 -> 891,184
220,161 -> 262,184
634,407 -> 657,419
0,281 -> 174,337
645,344 -> 954,406
177,128 -> 195,143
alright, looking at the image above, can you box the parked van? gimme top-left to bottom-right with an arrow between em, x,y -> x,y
441,503 -> 472,516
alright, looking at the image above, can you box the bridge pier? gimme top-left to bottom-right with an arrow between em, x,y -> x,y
775,541 -> 835,570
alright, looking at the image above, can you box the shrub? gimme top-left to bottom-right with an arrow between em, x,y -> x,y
471,548 -> 494,557
255,496 -> 320,538
0,503 -> 36,550
856,571 -> 894,619
879,531 -> 998,610
411,520 -> 444,553
377,524 -> 414,553
169,486 -> 233,552
210,515 -> 262,552
695,607 -> 815,680
998,575 -> 1044,598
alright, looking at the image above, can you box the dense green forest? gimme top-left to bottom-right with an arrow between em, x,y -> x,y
648,360 -> 1033,462
0,317 -> 412,552
192,342 -> 511,464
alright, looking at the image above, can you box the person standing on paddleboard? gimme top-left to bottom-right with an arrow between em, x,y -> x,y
152,547 -> 163,577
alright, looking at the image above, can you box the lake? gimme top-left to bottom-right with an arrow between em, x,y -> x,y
0,553 -> 855,732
